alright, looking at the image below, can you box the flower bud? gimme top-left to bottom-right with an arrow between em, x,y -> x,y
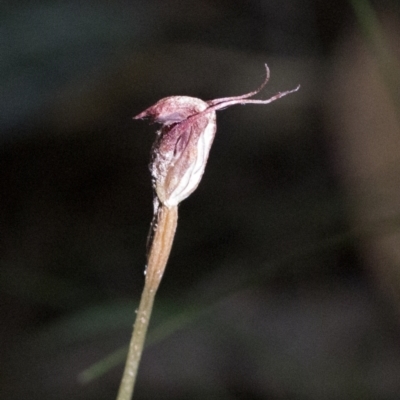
135,96 -> 216,207
134,65 -> 299,208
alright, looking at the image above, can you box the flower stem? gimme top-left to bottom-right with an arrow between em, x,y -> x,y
116,204 -> 178,400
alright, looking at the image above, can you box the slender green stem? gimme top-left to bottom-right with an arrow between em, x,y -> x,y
116,204 -> 178,400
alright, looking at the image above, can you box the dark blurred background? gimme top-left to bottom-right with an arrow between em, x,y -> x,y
2,1 -> 400,399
